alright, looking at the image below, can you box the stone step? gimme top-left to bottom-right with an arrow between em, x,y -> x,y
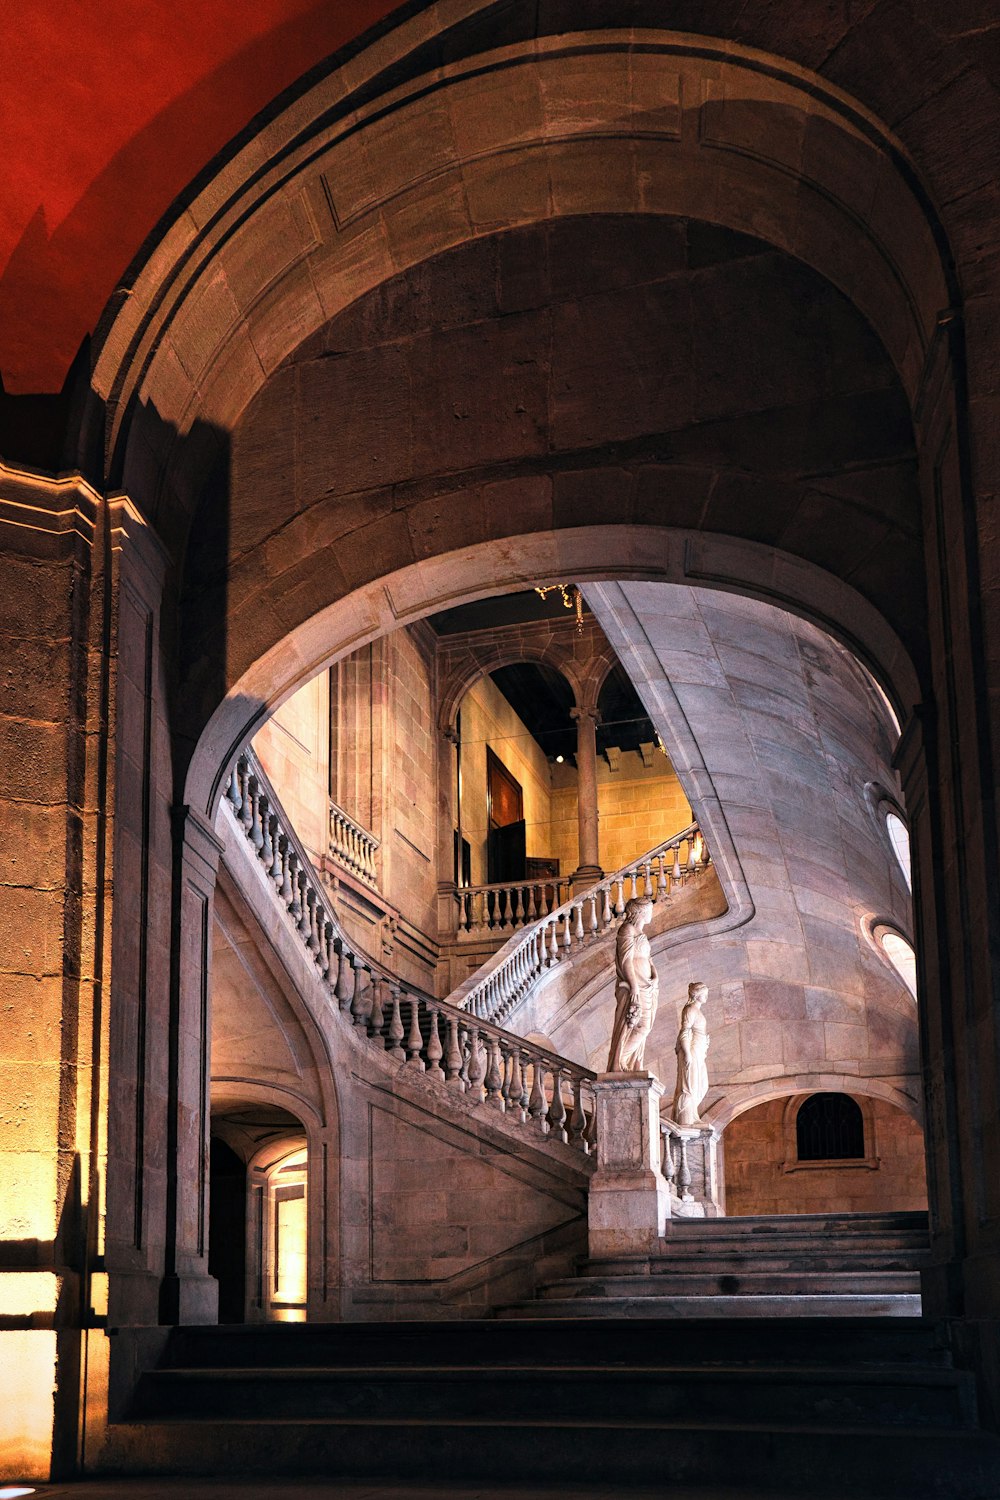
131,1361 -> 976,1430
162,1315 -> 949,1368
497,1293 -> 923,1319
103,1415 -> 1000,1498
586,1250 -> 930,1274
539,1270 -> 922,1298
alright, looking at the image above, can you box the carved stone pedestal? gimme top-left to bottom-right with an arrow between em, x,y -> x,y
588,1072 -> 671,1256
662,1120 -> 723,1218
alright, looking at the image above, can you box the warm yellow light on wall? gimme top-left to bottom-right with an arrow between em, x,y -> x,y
0,1331 -> 56,1480
0,1273 -> 58,1319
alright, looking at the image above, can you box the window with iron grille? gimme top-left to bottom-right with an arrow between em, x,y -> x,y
796,1092 -> 864,1161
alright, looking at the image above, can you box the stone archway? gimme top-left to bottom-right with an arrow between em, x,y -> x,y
83,9 -> 998,1420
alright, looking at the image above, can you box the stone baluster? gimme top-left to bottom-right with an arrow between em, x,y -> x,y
426,1004 -> 444,1080
562,909 -> 573,951
297,872 -> 312,940
672,845 -> 683,882
613,878 -> 625,917
518,1051 -> 532,1118
548,920 -> 560,965
258,795 -> 272,865
303,886 -> 317,950
508,1047 -> 525,1122
386,985 -> 405,1060
278,837 -> 293,905
528,1056 -> 548,1134
657,856 -> 668,897
248,777 -> 264,851
406,996 -> 425,1068
465,1025 -> 484,1101
584,1092 -> 598,1155
286,852 -> 302,921
662,1128 -> 676,1193
573,903 -> 585,942
227,763 -> 243,812
570,1076 -> 587,1149
268,818 -> 283,884
350,960 -> 366,1027
444,1015 -> 463,1087
549,1068 -> 568,1142
526,885 -> 537,921
318,918 -> 332,983
484,1036 -> 504,1109
677,1134 -> 693,1200
500,1041 -> 513,1108
239,765 -> 254,836
588,893 -> 599,937
335,943 -> 352,1010
642,860 -> 652,897
367,976 -> 385,1039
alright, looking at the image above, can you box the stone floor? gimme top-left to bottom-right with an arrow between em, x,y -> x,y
7,1485 -> 828,1500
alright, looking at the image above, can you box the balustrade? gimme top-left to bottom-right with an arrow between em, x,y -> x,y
455,876 -> 572,935
329,799 -> 380,886
226,750 -> 596,1155
457,825 -> 709,1027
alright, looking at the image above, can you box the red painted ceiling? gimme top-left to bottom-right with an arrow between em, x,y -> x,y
0,0 -> 401,395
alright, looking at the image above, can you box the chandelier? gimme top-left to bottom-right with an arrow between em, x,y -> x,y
535,582 -> 585,634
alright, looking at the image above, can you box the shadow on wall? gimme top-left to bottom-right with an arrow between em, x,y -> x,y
723,1093 -> 928,1216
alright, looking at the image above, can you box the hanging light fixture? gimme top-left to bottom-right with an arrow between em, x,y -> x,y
535,582 -> 585,634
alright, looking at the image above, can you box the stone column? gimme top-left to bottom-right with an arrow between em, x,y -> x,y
588,1072 -> 671,1257
571,705 -> 602,888
159,805 -> 223,1325
436,726 -> 460,940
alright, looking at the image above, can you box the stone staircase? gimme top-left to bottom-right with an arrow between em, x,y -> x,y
104,1315 -> 1000,1496
501,1210 -> 928,1319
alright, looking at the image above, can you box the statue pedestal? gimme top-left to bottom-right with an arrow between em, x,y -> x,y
662,1120 -> 723,1218
588,1072 -> 671,1256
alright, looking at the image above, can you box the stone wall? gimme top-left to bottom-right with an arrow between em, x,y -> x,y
549,749 -> 691,877
723,1096 -> 927,1217
459,672 -> 554,883
385,626 -> 438,943
253,669 -> 329,864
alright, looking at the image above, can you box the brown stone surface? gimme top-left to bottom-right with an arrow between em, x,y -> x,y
724,1095 -> 928,1217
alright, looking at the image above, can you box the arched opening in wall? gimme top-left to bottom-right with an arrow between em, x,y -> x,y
210,1101 -> 309,1324
722,1093 -> 927,1218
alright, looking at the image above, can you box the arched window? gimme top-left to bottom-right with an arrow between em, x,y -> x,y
885,809 -> 911,889
872,922 -> 918,999
796,1093 -> 865,1161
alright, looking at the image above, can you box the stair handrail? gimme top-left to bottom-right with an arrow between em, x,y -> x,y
452,823 -> 710,1027
225,748 -> 597,1153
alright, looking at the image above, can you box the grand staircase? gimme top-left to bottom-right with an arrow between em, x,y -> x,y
107,1314 -> 1000,1496
108,756 -> 1000,1496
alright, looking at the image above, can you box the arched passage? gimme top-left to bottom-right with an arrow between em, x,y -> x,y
87,9 -> 1000,1420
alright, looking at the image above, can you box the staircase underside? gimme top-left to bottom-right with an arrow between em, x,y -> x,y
106,1315 -> 1000,1498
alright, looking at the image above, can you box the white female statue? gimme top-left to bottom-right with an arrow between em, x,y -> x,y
672,981 -> 710,1126
606,896 -> 658,1072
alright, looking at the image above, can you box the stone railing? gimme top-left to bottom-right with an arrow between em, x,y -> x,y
329,799 -> 380,886
456,825 -> 709,1027
455,875 -> 574,936
226,751 -> 597,1154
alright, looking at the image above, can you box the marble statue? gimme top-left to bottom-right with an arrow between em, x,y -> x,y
672,981 -> 710,1125
606,896 -> 658,1072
